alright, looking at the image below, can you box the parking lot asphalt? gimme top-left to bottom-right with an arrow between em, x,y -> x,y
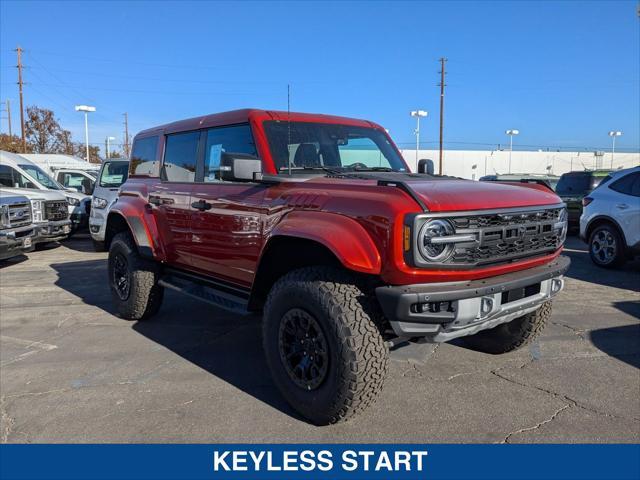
1,235 -> 638,443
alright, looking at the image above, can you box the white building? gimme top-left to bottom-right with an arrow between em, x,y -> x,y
400,149 -> 640,179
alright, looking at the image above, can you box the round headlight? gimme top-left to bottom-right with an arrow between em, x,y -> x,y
418,219 -> 455,262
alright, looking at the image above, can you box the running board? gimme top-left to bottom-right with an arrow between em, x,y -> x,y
158,270 -> 250,315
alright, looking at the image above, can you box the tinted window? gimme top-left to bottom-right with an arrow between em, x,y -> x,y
556,172 -> 592,195
100,161 -> 129,188
203,124 -> 257,182
163,131 -> 199,182
0,165 -> 37,189
130,136 -> 159,176
610,172 -> 640,197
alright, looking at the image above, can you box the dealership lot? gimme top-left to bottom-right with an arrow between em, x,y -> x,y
0,235 -> 638,443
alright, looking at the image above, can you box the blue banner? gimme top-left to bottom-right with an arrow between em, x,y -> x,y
1,444 -> 638,480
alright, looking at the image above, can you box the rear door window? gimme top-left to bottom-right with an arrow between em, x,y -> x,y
163,131 -> 200,183
130,136 -> 159,176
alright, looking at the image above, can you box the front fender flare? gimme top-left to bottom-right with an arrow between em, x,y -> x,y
267,211 -> 381,274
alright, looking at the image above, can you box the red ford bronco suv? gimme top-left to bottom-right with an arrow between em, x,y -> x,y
106,109 -> 569,425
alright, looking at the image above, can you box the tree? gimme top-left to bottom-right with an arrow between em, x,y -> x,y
108,149 -> 123,159
0,133 -> 30,153
24,106 -> 68,154
74,143 -> 101,163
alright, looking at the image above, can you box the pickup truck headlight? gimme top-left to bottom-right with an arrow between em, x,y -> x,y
66,196 -> 80,207
92,197 -> 108,209
0,204 -> 10,228
30,199 -> 44,223
418,219 -> 456,262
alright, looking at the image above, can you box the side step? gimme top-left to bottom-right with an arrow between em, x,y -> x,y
158,269 -> 250,315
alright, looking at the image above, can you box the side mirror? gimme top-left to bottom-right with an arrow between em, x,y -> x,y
417,159 -> 435,175
220,154 -> 262,182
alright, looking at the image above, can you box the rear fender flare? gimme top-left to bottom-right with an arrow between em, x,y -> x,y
266,211 -> 381,274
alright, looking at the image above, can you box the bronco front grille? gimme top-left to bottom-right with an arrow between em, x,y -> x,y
410,205 -> 566,268
8,201 -> 32,228
44,201 -> 69,221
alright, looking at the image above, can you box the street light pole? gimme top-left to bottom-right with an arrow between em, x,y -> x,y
608,131 -> 622,168
75,105 -> 96,162
505,129 -> 519,174
410,110 -> 428,169
106,136 -> 115,160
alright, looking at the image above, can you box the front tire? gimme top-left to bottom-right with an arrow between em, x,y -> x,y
108,231 -> 164,320
463,301 -> 552,354
589,224 -> 625,268
262,267 -> 388,425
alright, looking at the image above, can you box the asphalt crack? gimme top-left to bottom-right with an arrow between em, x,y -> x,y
491,366 -> 638,423
501,404 -> 571,443
551,321 -> 587,340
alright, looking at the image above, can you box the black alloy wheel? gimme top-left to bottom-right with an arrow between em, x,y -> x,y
278,308 -> 329,391
111,252 -> 131,300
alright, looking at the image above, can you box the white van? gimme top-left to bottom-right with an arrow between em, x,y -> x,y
0,151 -> 90,234
90,159 -> 129,250
20,153 -> 99,195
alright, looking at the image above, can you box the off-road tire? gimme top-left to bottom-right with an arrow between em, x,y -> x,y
262,266 -> 388,425
108,231 -> 164,321
588,224 -> 625,268
463,301 -> 552,354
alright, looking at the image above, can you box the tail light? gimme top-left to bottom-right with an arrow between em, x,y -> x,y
582,197 -> 593,207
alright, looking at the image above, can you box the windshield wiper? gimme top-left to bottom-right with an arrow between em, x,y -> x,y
351,166 -> 395,172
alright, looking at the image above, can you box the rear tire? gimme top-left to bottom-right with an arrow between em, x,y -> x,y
262,266 -> 388,425
589,224 -> 625,268
108,231 -> 164,320
463,301 -> 552,354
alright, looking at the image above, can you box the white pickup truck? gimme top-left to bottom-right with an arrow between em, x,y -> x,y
0,191 -> 35,260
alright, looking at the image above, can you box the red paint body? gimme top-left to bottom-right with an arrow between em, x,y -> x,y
110,109 -> 564,291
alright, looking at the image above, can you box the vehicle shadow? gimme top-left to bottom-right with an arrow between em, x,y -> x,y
50,259 -> 302,421
589,320 -> 640,370
0,254 -> 29,268
563,236 -> 640,292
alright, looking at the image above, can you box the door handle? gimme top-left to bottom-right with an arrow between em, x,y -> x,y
191,199 -> 212,211
615,203 -> 629,210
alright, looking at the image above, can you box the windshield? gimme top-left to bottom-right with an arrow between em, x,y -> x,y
18,164 -> 63,190
556,172 -> 604,196
263,121 -> 407,173
99,161 -> 129,188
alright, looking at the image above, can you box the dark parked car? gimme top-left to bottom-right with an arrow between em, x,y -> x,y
556,170 -> 612,229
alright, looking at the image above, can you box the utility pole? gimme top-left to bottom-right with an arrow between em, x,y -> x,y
123,112 -> 130,157
438,57 -> 447,175
16,46 -> 26,152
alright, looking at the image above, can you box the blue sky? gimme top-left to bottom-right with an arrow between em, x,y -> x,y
1,0 -> 638,154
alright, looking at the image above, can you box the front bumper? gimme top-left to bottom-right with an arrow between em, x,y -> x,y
376,256 -> 570,342
89,208 -> 107,241
0,225 -> 35,260
34,220 -> 72,244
